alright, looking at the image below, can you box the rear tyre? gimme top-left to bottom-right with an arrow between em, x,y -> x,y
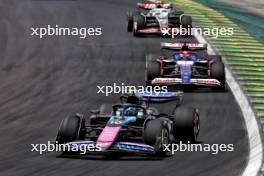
211,62 -> 225,91
145,54 -> 160,85
169,9 -> 184,16
213,55 -> 222,63
127,11 -> 133,32
144,119 -> 171,156
173,107 -> 199,142
99,104 -> 113,114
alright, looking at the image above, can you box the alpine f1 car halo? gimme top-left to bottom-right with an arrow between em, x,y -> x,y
145,42 -> 226,90
56,91 -> 200,156
127,1 -> 192,36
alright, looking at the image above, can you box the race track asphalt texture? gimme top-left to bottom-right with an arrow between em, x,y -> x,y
0,0 -> 249,176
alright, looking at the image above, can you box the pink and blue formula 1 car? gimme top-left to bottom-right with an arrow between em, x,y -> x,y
56,92 -> 200,157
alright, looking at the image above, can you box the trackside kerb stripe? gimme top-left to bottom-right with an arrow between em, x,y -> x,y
168,0 -> 263,175
195,30 -> 263,176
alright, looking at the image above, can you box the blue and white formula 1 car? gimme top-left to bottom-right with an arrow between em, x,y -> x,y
56,91 -> 200,157
145,42 -> 226,90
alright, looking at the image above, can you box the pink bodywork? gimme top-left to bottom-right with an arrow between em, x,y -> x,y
137,3 -> 171,10
96,126 -> 121,150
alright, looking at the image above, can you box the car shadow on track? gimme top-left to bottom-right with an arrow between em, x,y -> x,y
167,85 -> 230,93
56,141 -> 205,161
56,154 -> 165,161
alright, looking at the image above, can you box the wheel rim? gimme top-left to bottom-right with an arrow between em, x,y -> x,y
193,113 -> 200,140
162,128 -> 169,145
145,56 -> 148,82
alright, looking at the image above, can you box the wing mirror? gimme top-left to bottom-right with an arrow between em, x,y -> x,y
90,109 -> 100,114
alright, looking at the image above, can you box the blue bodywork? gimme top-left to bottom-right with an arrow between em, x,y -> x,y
107,105 -> 139,126
135,91 -> 182,101
173,53 -> 198,62
172,53 -> 198,83
116,142 -> 154,152
180,64 -> 192,83
109,115 -> 137,126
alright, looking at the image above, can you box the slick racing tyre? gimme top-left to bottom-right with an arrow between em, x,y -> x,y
144,119 -> 171,156
169,9 -> 184,16
180,15 -> 192,28
173,107 -> 200,143
133,15 -> 145,36
145,54 -> 160,85
57,113 -> 85,144
99,104 -> 113,114
127,11 -> 133,32
213,55 -> 222,63
134,15 -> 145,29
211,62 -> 225,91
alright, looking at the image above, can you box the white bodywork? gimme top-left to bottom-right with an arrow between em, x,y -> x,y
147,8 -> 171,29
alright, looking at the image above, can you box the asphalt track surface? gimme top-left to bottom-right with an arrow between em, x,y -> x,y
0,0 -> 249,176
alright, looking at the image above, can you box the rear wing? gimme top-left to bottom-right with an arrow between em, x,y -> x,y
134,91 -> 183,104
161,42 -> 207,51
137,2 -> 172,9
121,91 -> 183,103
119,91 -> 183,115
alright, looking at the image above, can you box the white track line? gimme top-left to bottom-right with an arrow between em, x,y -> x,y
194,32 -> 263,176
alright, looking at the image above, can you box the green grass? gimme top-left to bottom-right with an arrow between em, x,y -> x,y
168,0 -> 264,174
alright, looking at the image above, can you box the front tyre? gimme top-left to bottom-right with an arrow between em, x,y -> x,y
56,113 -> 85,144
133,15 -> 145,36
144,119 -> 171,156
211,62 -> 225,91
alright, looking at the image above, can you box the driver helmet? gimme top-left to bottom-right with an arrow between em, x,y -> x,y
137,110 -> 144,118
173,53 -> 182,61
116,109 -> 122,119
126,95 -> 140,105
156,0 -> 163,8
187,54 -> 198,62
124,107 -> 136,116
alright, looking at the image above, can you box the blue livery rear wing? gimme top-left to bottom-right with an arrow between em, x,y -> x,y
135,91 -> 183,102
